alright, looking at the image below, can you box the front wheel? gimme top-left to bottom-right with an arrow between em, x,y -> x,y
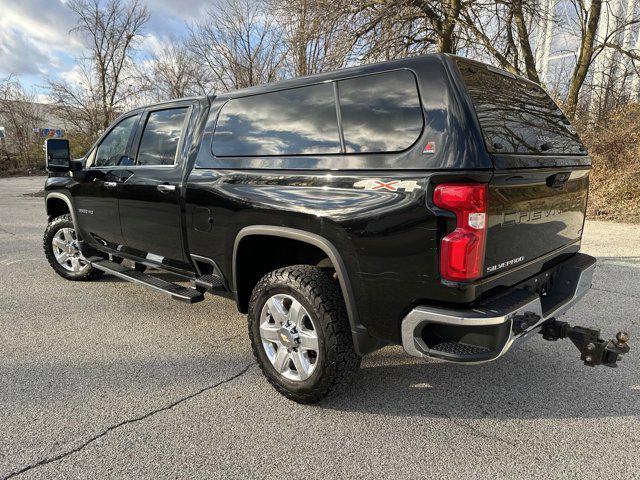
43,214 -> 103,281
248,265 -> 361,403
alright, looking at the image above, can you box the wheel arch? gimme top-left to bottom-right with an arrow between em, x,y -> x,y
232,226 -> 377,355
46,193 -> 79,229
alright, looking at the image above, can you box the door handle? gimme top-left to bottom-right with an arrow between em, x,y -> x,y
157,184 -> 176,193
104,181 -> 118,188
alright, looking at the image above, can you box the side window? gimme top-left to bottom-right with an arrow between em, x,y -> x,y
93,114 -> 139,167
213,83 -> 341,156
136,108 -> 188,166
338,70 -> 423,153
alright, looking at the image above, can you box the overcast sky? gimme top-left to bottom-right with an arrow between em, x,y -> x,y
0,0 -> 214,96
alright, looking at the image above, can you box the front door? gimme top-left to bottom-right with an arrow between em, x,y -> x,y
73,113 -> 140,249
118,105 -> 191,266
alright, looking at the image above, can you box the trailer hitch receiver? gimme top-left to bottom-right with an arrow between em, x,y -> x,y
540,320 -> 630,367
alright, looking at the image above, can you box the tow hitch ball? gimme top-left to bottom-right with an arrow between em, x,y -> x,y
540,320 -> 630,368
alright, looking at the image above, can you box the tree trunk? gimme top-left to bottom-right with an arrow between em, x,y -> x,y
512,0 -> 541,83
438,0 -> 462,54
410,0 -> 462,54
566,0 -> 602,119
438,27 -> 455,54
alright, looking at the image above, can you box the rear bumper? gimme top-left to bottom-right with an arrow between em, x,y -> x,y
401,253 -> 596,363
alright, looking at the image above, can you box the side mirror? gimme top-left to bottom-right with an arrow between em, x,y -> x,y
45,138 -> 72,172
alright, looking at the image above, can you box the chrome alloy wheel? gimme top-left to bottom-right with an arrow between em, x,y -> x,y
259,294 -> 320,381
51,227 -> 90,274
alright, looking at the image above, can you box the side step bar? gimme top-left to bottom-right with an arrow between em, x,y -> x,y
91,259 -> 205,304
194,274 -> 226,292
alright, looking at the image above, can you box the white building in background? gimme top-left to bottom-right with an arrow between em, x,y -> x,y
535,0 -> 640,109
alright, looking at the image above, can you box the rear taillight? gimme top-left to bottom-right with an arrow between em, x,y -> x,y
433,183 -> 488,282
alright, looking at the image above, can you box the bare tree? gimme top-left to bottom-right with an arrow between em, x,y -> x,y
349,2 -> 436,61
137,40 -> 210,102
511,0 -> 540,82
564,0 -> 639,119
189,0 -> 286,92
0,75 -> 44,171
565,0 -> 604,118
271,0 -> 353,76
458,0 -> 639,120
47,60 -> 103,145
333,0 -> 468,61
50,0 -> 149,131
461,0 -> 542,82
417,0 -> 466,54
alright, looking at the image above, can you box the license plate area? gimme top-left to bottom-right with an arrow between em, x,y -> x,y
520,260 -> 586,316
521,269 -> 556,299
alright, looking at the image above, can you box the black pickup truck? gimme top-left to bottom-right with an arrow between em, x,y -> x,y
43,54 -> 629,403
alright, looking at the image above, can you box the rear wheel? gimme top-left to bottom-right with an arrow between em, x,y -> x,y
43,214 -> 103,281
248,265 -> 361,403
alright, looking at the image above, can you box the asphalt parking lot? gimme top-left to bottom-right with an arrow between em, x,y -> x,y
1,175 -> 638,479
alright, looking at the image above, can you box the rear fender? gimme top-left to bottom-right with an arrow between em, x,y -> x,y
232,225 -> 381,355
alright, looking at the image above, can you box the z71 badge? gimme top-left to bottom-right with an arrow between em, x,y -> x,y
353,179 -> 422,192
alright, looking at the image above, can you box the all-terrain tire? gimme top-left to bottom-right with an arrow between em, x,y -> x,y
248,265 -> 361,403
43,214 -> 103,281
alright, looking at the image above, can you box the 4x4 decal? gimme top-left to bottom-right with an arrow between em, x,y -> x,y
353,179 -> 422,192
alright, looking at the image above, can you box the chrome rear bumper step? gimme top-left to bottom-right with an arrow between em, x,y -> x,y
90,259 -> 204,304
401,253 -> 597,363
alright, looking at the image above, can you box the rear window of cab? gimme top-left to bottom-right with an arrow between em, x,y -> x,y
211,69 -> 424,157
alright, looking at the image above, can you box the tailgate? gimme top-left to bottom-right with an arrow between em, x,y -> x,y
485,168 -> 589,276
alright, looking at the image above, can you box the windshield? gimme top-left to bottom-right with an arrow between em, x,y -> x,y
457,60 -> 585,155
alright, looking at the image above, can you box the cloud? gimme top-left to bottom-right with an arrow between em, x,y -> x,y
59,63 -> 86,85
140,33 -> 167,58
148,0 -> 212,21
0,27 -> 51,75
0,0 -> 83,53
0,0 -> 82,77
0,0 -> 217,89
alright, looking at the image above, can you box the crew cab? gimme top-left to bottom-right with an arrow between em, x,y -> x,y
43,54 -> 629,403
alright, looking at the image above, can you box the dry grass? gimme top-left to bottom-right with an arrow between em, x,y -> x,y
579,103 -> 640,223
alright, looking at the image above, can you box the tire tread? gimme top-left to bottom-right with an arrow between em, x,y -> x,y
248,265 -> 361,403
43,214 -> 102,281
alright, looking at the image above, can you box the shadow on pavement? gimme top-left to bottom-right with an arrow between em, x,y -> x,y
322,345 -> 638,420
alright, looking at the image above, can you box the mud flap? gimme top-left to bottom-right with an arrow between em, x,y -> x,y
540,320 -> 630,367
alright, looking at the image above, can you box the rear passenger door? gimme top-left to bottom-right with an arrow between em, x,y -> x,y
118,103 -> 192,266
